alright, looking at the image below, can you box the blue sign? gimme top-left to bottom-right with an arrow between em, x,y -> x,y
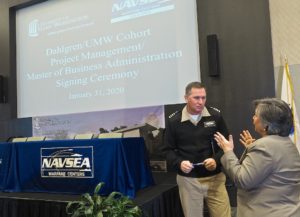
41,146 -> 94,178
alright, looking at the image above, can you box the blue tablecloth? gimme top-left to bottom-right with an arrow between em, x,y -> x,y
0,138 -> 154,198
0,143 -> 13,190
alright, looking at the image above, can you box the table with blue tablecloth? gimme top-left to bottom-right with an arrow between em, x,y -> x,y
0,137 -> 154,198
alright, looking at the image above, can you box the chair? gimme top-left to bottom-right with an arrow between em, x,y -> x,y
44,137 -> 54,141
122,129 -> 140,138
11,137 -> 27,142
98,132 -> 123,138
26,136 -> 46,142
74,133 -> 94,140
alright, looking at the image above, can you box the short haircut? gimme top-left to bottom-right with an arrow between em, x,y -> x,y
185,81 -> 206,96
253,98 -> 293,137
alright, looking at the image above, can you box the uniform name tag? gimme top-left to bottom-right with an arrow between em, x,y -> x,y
204,121 -> 216,127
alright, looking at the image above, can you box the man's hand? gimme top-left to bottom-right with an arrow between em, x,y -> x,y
203,158 -> 216,171
180,161 -> 193,174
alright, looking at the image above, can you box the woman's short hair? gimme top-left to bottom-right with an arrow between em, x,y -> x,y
253,98 -> 293,137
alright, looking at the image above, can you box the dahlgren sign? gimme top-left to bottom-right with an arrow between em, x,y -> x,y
41,146 -> 94,178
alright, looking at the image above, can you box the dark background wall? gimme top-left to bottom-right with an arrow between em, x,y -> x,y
196,0 -> 275,155
0,0 -> 275,156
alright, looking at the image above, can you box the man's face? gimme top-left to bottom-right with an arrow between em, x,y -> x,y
185,87 -> 207,115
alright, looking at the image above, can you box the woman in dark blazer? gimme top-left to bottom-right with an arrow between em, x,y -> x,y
214,98 -> 300,217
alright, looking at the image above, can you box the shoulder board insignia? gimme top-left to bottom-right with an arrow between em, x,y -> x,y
210,106 -> 220,113
169,111 -> 179,119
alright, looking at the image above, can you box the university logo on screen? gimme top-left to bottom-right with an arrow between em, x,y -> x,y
41,146 -> 94,178
28,19 -> 39,37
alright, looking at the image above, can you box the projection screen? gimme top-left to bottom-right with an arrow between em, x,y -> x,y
16,0 -> 201,117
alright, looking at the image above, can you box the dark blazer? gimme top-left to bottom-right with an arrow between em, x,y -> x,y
221,135 -> 300,217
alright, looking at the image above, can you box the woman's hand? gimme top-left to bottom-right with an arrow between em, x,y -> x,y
239,130 -> 255,147
214,132 -> 234,152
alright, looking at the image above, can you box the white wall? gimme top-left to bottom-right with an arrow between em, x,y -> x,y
269,0 -> 300,115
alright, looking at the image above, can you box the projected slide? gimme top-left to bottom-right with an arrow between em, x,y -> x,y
16,0 -> 200,117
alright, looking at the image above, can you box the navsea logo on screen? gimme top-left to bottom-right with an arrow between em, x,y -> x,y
28,19 -> 39,37
41,146 -> 94,178
111,0 -> 175,23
